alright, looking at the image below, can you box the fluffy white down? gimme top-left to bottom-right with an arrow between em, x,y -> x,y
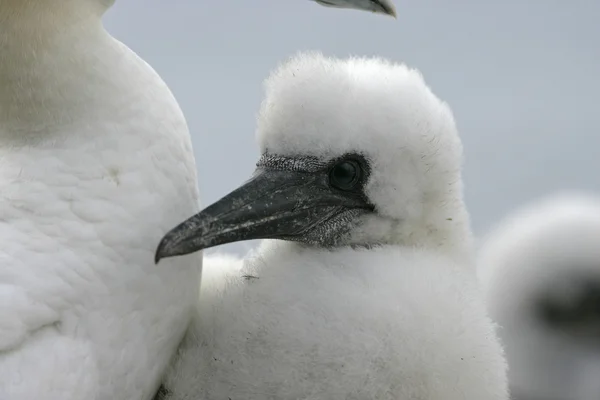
0,1 -> 201,399
478,193 -> 600,400
257,52 -> 472,259
161,52 -> 507,399
165,243 -> 507,400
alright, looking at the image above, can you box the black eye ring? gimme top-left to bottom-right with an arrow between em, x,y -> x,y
329,159 -> 362,191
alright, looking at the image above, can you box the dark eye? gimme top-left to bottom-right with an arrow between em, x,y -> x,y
329,160 -> 361,191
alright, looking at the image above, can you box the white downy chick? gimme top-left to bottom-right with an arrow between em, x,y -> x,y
155,52 -> 508,400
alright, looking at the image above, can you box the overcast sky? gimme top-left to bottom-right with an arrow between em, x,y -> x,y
103,0 -> 599,253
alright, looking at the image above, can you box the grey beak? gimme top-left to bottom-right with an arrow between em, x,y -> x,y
313,0 -> 397,18
155,167 -> 373,263
372,0 -> 397,18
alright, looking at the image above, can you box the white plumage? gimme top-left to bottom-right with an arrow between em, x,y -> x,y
0,1 -> 201,399
479,193 -> 600,400
156,52 -> 508,400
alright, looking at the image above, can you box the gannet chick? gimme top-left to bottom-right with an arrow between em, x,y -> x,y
0,1 -> 200,399
155,52 -> 508,400
312,0 -> 397,17
478,193 -> 600,400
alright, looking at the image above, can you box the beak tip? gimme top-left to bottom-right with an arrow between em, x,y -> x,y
378,0 -> 397,18
154,245 -> 164,265
155,236 -> 172,264
154,229 -> 203,264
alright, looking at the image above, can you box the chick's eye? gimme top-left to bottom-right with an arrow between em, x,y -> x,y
329,160 -> 361,190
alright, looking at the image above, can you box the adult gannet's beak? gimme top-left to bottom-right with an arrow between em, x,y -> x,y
313,0 -> 397,18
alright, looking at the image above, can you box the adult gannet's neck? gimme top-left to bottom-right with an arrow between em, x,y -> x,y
0,0 -> 113,134
0,0 -> 110,27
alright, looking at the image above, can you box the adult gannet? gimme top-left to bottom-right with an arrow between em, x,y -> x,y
154,52 -> 509,400
0,1 -> 201,399
478,193 -> 600,400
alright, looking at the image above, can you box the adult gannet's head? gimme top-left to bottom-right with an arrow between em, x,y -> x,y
478,193 -> 600,400
312,0 -> 397,18
156,51 -> 469,262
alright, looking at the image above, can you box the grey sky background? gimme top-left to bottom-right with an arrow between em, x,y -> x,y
103,1 -> 599,254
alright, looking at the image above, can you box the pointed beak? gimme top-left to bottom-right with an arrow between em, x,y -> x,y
313,0 -> 397,18
374,0 -> 397,18
155,168 -> 373,263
